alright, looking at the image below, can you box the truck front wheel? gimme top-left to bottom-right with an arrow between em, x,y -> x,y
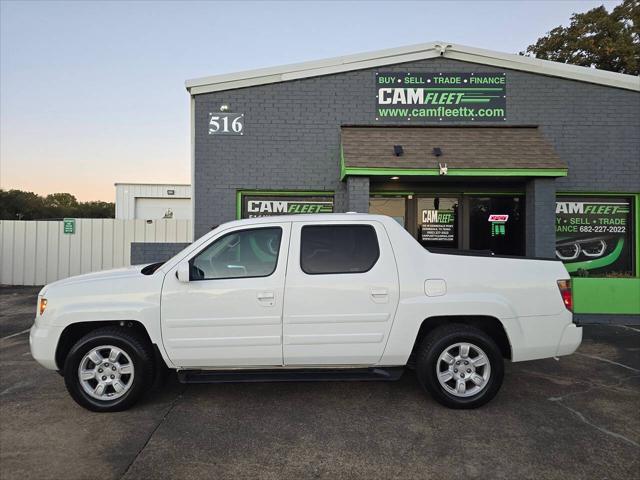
63,327 -> 154,412
416,324 -> 504,409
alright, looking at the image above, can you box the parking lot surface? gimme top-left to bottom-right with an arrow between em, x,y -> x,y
1,286 -> 639,479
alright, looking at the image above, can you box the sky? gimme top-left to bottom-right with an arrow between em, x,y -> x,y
0,0 -> 622,202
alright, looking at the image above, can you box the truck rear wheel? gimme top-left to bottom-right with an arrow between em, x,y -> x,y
63,327 -> 154,412
416,324 -> 504,409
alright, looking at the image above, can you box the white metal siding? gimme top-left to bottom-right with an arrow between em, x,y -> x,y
115,184 -> 191,219
0,219 -> 192,286
134,197 -> 191,220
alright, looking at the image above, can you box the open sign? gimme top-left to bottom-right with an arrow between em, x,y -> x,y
488,214 -> 509,222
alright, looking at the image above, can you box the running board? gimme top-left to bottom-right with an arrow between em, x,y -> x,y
177,367 -> 404,384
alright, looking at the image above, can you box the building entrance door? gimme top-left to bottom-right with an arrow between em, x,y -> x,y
369,193 -> 525,256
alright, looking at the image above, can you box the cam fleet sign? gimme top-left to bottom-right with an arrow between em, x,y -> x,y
421,209 -> 456,242
241,195 -> 334,218
555,198 -> 633,276
375,72 -> 506,122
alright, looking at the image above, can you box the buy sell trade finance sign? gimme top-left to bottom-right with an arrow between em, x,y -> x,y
375,72 -> 506,122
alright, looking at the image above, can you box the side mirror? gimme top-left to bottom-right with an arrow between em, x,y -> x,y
176,261 -> 190,283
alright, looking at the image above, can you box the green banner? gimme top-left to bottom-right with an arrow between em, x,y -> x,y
375,72 -> 506,122
242,196 -> 334,218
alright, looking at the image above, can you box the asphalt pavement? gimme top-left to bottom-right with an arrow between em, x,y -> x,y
1,286 -> 638,479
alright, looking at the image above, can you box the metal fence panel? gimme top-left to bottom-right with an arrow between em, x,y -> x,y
0,219 -> 193,286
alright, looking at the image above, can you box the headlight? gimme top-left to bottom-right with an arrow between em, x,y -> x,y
555,236 -> 610,261
39,297 -> 48,316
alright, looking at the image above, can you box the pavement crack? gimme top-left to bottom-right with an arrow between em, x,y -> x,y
614,325 -> 640,334
575,352 -> 640,373
119,386 -> 187,480
549,399 -> 640,449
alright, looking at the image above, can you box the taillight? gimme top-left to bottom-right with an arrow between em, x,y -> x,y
557,280 -> 572,312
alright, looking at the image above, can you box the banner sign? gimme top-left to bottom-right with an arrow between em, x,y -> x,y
241,195 -> 334,218
375,72 -> 506,122
555,197 -> 633,276
421,209 -> 456,242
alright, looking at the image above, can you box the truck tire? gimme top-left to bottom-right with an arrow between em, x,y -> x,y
63,327 -> 154,412
416,324 -> 504,409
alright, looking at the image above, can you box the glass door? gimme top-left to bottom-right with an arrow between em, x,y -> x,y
416,196 -> 460,250
468,196 -> 525,256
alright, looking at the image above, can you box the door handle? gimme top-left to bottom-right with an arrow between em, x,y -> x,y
370,288 -> 388,297
257,291 -> 275,307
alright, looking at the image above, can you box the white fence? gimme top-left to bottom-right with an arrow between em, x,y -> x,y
0,219 -> 192,286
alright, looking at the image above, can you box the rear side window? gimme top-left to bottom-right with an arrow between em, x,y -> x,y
300,225 -> 379,274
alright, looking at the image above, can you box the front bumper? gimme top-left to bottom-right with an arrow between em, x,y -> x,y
556,323 -> 583,357
29,322 -> 63,370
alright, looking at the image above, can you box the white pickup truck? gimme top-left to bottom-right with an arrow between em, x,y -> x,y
30,214 -> 582,411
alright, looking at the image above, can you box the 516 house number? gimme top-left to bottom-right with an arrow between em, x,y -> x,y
208,113 -> 244,135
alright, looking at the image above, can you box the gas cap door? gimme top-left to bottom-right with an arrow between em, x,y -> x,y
425,279 -> 447,297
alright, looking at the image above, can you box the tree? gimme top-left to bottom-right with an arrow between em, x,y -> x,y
522,0 -> 640,75
0,189 -> 115,220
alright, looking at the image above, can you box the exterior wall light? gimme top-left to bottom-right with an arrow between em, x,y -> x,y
393,145 -> 404,156
390,176 -> 400,180
432,147 -> 443,157
220,104 -> 229,112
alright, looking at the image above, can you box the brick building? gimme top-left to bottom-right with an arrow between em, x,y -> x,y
139,42 -> 640,322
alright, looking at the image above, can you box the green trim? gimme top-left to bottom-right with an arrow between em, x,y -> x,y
573,278 -> 640,315
236,189 -> 335,220
340,144 -> 346,180
564,238 -> 625,273
369,191 -> 525,196
636,193 -> 639,278
341,167 -> 568,180
370,191 -> 415,196
461,192 -> 524,196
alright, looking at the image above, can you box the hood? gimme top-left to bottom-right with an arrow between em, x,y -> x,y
40,265 -> 147,296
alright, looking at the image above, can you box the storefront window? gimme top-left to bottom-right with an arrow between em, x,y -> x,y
556,196 -> 635,277
417,197 -> 459,249
468,196 -> 525,256
369,197 -> 405,227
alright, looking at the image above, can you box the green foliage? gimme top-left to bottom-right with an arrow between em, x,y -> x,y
522,0 -> 639,75
0,189 -> 114,220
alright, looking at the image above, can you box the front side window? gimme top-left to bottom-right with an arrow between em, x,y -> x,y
191,227 -> 282,280
300,225 -> 379,274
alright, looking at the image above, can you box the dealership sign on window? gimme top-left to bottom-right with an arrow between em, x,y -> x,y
241,196 -> 334,219
555,198 -> 633,277
421,209 -> 456,242
375,72 -> 506,122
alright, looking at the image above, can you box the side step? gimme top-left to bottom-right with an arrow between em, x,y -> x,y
177,367 -> 404,384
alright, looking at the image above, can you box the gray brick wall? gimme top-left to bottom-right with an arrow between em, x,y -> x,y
346,177 -> 370,213
131,242 -> 190,265
193,57 -> 640,241
525,178 -> 556,258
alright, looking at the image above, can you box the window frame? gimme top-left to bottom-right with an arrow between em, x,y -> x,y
299,223 -> 380,276
189,226 -> 283,281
